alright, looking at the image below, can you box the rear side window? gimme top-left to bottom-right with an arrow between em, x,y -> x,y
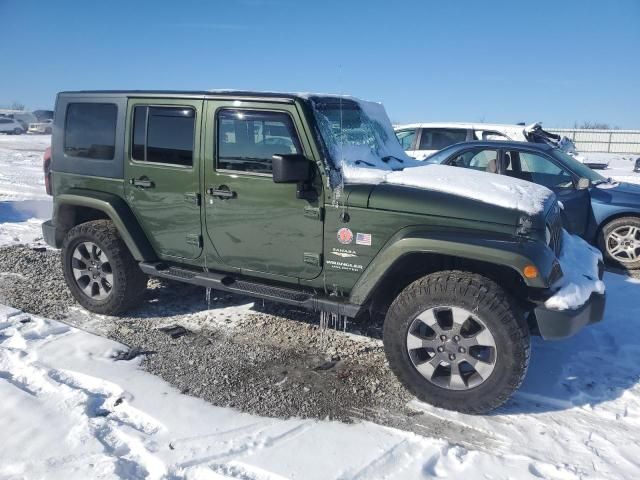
131,106 -> 195,166
64,103 -> 117,160
217,109 -> 301,174
475,130 -> 510,141
419,128 -> 467,150
131,105 -> 196,167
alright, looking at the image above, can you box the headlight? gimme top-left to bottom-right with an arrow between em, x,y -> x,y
545,226 -> 552,246
517,214 -> 534,236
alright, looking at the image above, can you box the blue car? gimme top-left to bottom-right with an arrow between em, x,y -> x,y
425,141 -> 640,269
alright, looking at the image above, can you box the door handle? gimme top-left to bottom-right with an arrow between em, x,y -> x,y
130,177 -> 154,189
208,186 -> 236,199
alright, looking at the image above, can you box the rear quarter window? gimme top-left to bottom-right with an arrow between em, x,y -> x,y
64,103 -> 117,160
419,128 -> 467,150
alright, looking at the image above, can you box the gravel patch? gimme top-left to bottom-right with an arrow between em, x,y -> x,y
0,245 -> 450,435
0,246 -> 73,319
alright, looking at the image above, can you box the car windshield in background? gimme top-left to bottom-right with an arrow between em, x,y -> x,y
551,149 -> 606,183
422,147 -> 456,165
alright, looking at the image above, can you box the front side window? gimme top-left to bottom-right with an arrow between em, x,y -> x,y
131,106 -> 195,166
507,150 -> 574,188
64,103 -> 117,160
419,128 -> 467,150
217,110 -> 301,174
449,149 -> 499,173
395,129 -> 416,150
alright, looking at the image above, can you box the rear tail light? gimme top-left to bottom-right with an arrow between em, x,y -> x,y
43,146 -> 52,195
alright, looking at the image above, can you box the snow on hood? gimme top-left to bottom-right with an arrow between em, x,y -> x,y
307,95 -> 553,215
348,164 -> 553,215
545,231 -> 605,310
387,165 -> 553,215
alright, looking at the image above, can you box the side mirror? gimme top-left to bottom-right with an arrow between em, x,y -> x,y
576,177 -> 590,190
272,154 -> 312,183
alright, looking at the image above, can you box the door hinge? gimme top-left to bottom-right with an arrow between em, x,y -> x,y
184,192 -> 201,206
304,206 -> 324,220
303,252 -> 322,267
186,234 -> 203,248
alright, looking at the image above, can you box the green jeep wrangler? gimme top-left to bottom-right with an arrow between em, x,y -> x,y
42,90 -> 605,414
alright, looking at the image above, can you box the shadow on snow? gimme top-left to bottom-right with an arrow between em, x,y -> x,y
0,200 -> 52,223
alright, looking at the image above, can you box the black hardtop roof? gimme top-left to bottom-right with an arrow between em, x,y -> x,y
57,90 -> 324,102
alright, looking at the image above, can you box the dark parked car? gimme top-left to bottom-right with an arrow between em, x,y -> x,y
426,141 -> 640,269
635,158 -> 640,173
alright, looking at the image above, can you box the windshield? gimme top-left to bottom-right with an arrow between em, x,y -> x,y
307,95 -> 414,175
422,147 -> 456,165
551,149 -> 606,183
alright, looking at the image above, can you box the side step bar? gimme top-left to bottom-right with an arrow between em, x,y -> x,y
139,262 -> 361,318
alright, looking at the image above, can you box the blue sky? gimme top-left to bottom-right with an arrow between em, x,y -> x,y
1,0 -> 638,127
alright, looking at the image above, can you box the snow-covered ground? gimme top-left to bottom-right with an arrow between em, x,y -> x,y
0,134 -> 51,246
2,273 -> 640,479
1,134 -> 640,478
588,152 -> 640,184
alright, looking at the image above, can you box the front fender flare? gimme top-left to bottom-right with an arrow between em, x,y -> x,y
349,230 -> 557,305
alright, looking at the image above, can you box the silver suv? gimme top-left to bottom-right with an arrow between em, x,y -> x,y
0,117 -> 24,134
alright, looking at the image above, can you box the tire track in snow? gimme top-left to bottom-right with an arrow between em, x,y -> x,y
0,315 -> 170,479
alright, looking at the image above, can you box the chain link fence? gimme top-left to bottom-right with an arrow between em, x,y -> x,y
548,128 -> 640,154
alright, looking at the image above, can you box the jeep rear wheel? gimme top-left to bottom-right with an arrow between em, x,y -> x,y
62,220 -> 147,315
383,270 -> 530,414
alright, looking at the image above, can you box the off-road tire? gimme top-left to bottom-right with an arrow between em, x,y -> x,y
598,216 -> 640,270
62,220 -> 147,315
383,270 -> 530,414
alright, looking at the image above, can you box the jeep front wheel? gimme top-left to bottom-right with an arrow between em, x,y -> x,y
62,220 -> 147,315
383,270 -> 530,414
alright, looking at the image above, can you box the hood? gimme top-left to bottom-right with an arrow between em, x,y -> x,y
592,181 -> 640,207
342,166 -> 557,229
609,181 -> 640,195
366,183 -> 524,226
345,164 -> 554,216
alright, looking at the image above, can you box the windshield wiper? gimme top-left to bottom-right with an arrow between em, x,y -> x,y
381,155 -> 404,163
355,160 -> 376,167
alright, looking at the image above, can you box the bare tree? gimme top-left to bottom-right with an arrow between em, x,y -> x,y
10,101 -> 25,111
575,121 -> 619,130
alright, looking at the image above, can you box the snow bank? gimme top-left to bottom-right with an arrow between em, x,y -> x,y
545,230 -> 605,310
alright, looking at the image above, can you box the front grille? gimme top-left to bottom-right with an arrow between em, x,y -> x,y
546,204 -> 563,256
549,260 -> 563,285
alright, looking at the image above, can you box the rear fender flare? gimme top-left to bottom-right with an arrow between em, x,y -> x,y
54,191 -> 156,261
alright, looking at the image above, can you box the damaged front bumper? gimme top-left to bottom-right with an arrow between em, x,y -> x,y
533,291 -> 606,340
531,260 -> 606,340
